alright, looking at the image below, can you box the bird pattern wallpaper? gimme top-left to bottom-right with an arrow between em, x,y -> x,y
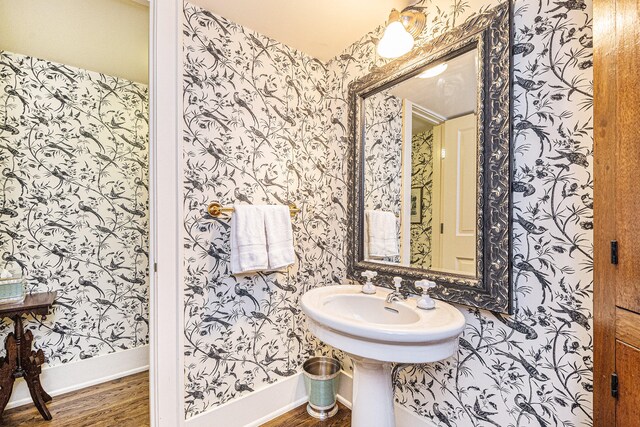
362,91 -> 403,263
326,0 -> 594,426
363,91 -> 403,216
410,130 -> 434,269
182,0 -> 594,425
0,51 -> 150,365
182,2 -> 337,416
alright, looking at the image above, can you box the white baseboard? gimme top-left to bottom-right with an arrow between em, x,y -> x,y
6,345 -> 149,410
185,371 -> 308,427
185,369 -> 436,427
336,371 -> 437,427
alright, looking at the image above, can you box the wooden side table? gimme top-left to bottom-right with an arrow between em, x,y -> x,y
0,291 -> 57,420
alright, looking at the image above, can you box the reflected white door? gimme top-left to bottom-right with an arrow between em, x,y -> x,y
439,113 -> 477,275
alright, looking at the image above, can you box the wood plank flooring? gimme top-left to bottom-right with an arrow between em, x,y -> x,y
262,402 -> 351,427
1,371 -> 348,427
0,371 -> 149,427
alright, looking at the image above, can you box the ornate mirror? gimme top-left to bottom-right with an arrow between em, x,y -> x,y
347,3 -> 512,313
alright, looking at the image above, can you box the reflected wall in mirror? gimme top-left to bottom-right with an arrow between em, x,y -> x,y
363,49 -> 478,277
348,3 -> 512,313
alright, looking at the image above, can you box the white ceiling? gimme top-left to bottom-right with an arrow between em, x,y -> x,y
390,49 -> 478,120
189,0 -> 414,62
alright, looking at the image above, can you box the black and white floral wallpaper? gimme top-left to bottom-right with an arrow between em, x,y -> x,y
327,0 -> 593,425
182,3 -> 338,416
363,90 -> 403,264
363,91 -> 403,215
0,51 -> 150,364
410,130 -> 434,269
182,0 -> 594,425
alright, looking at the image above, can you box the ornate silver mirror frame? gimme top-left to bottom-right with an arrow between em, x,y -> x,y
347,3 -> 512,313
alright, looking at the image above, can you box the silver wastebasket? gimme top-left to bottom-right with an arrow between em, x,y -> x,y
302,356 -> 341,420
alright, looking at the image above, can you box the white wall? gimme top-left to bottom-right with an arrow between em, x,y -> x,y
0,0 -> 149,83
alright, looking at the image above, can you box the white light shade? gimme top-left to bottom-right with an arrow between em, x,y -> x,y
377,21 -> 414,59
418,63 -> 448,79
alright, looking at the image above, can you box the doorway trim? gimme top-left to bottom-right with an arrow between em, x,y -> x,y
149,0 -> 185,426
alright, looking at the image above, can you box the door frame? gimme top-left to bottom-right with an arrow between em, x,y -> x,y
593,0 -> 617,424
149,0 -> 185,426
400,100 -> 413,265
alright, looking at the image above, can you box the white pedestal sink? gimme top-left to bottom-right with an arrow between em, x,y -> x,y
301,285 -> 466,427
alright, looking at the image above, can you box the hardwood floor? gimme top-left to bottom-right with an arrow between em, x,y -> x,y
2,372 -> 349,427
261,402 -> 351,427
0,371 -> 149,427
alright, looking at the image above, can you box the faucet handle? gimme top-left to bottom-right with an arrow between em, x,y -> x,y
415,280 -> 436,310
415,279 -> 436,292
362,270 -> 377,281
360,270 -> 377,294
392,276 -> 403,291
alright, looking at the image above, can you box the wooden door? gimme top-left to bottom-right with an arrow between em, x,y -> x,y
613,0 -> 640,315
594,0 -> 640,423
438,113 -> 477,275
614,341 -> 640,426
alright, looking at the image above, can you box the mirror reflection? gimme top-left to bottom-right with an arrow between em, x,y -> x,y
363,48 -> 478,277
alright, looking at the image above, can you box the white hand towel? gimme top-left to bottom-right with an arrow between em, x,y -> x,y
263,205 -> 295,270
365,210 -> 399,258
383,211 -> 400,257
230,205 -> 269,275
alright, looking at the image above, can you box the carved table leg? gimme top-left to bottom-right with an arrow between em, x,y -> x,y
14,316 -> 52,420
0,334 -> 18,419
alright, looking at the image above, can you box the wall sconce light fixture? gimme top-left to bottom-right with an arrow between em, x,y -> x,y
377,9 -> 426,59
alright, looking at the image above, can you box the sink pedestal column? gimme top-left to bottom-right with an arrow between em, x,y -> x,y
350,356 -> 395,427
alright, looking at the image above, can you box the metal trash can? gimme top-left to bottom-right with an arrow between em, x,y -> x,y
303,356 -> 341,420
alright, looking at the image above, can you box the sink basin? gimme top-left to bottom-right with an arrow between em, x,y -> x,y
302,285 -> 466,364
301,285 -> 466,427
323,293 -> 420,325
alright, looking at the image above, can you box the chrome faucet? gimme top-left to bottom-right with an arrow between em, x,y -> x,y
386,277 -> 407,304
